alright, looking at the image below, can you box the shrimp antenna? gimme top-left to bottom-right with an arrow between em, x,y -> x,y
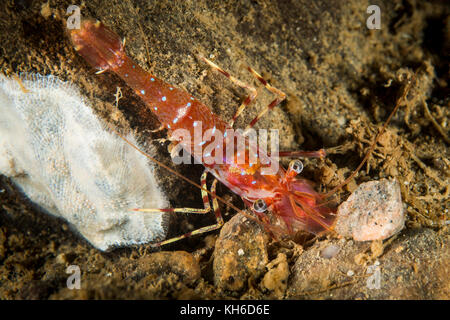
324,66 -> 422,199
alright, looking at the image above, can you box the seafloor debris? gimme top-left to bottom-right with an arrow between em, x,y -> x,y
261,252 -> 289,298
0,74 -> 169,250
335,179 -> 405,241
120,251 -> 201,286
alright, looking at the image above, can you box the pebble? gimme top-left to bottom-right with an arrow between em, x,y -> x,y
335,179 -> 405,241
55,253 -> 68,265
321,244 -> 340,259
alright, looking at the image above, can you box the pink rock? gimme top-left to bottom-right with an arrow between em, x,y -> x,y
335,179 -> 405,241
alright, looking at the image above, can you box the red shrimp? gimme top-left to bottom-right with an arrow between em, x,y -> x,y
69,20 -> 416,246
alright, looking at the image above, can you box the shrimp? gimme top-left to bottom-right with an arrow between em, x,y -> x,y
69,19 -> 417,247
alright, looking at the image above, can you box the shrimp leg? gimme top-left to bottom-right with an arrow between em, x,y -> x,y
278,149 -> 326,158
201,57 -> 324,159
244,67 -> 286,134
200,56 -> 258,128
200,57 -> 286,132
134,170 -> 224,247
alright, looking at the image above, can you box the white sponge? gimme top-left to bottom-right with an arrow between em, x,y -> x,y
0,74 -> 169,251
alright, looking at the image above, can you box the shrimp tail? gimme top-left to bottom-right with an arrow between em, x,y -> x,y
70,19 -> 126,72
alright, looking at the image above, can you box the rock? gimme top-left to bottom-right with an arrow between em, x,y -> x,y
335,179 -> 405,241
213,213 -> 269,293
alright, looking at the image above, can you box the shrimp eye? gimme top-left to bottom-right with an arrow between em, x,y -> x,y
253,199 -> 267,213
289,160 -> 304,174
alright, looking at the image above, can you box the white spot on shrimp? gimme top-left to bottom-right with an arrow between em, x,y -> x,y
150,77 -> 155,82
162,96 -> 167,102
193,121 -> 198,127
140,90 -> 145,94
174,103 -> 192,124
